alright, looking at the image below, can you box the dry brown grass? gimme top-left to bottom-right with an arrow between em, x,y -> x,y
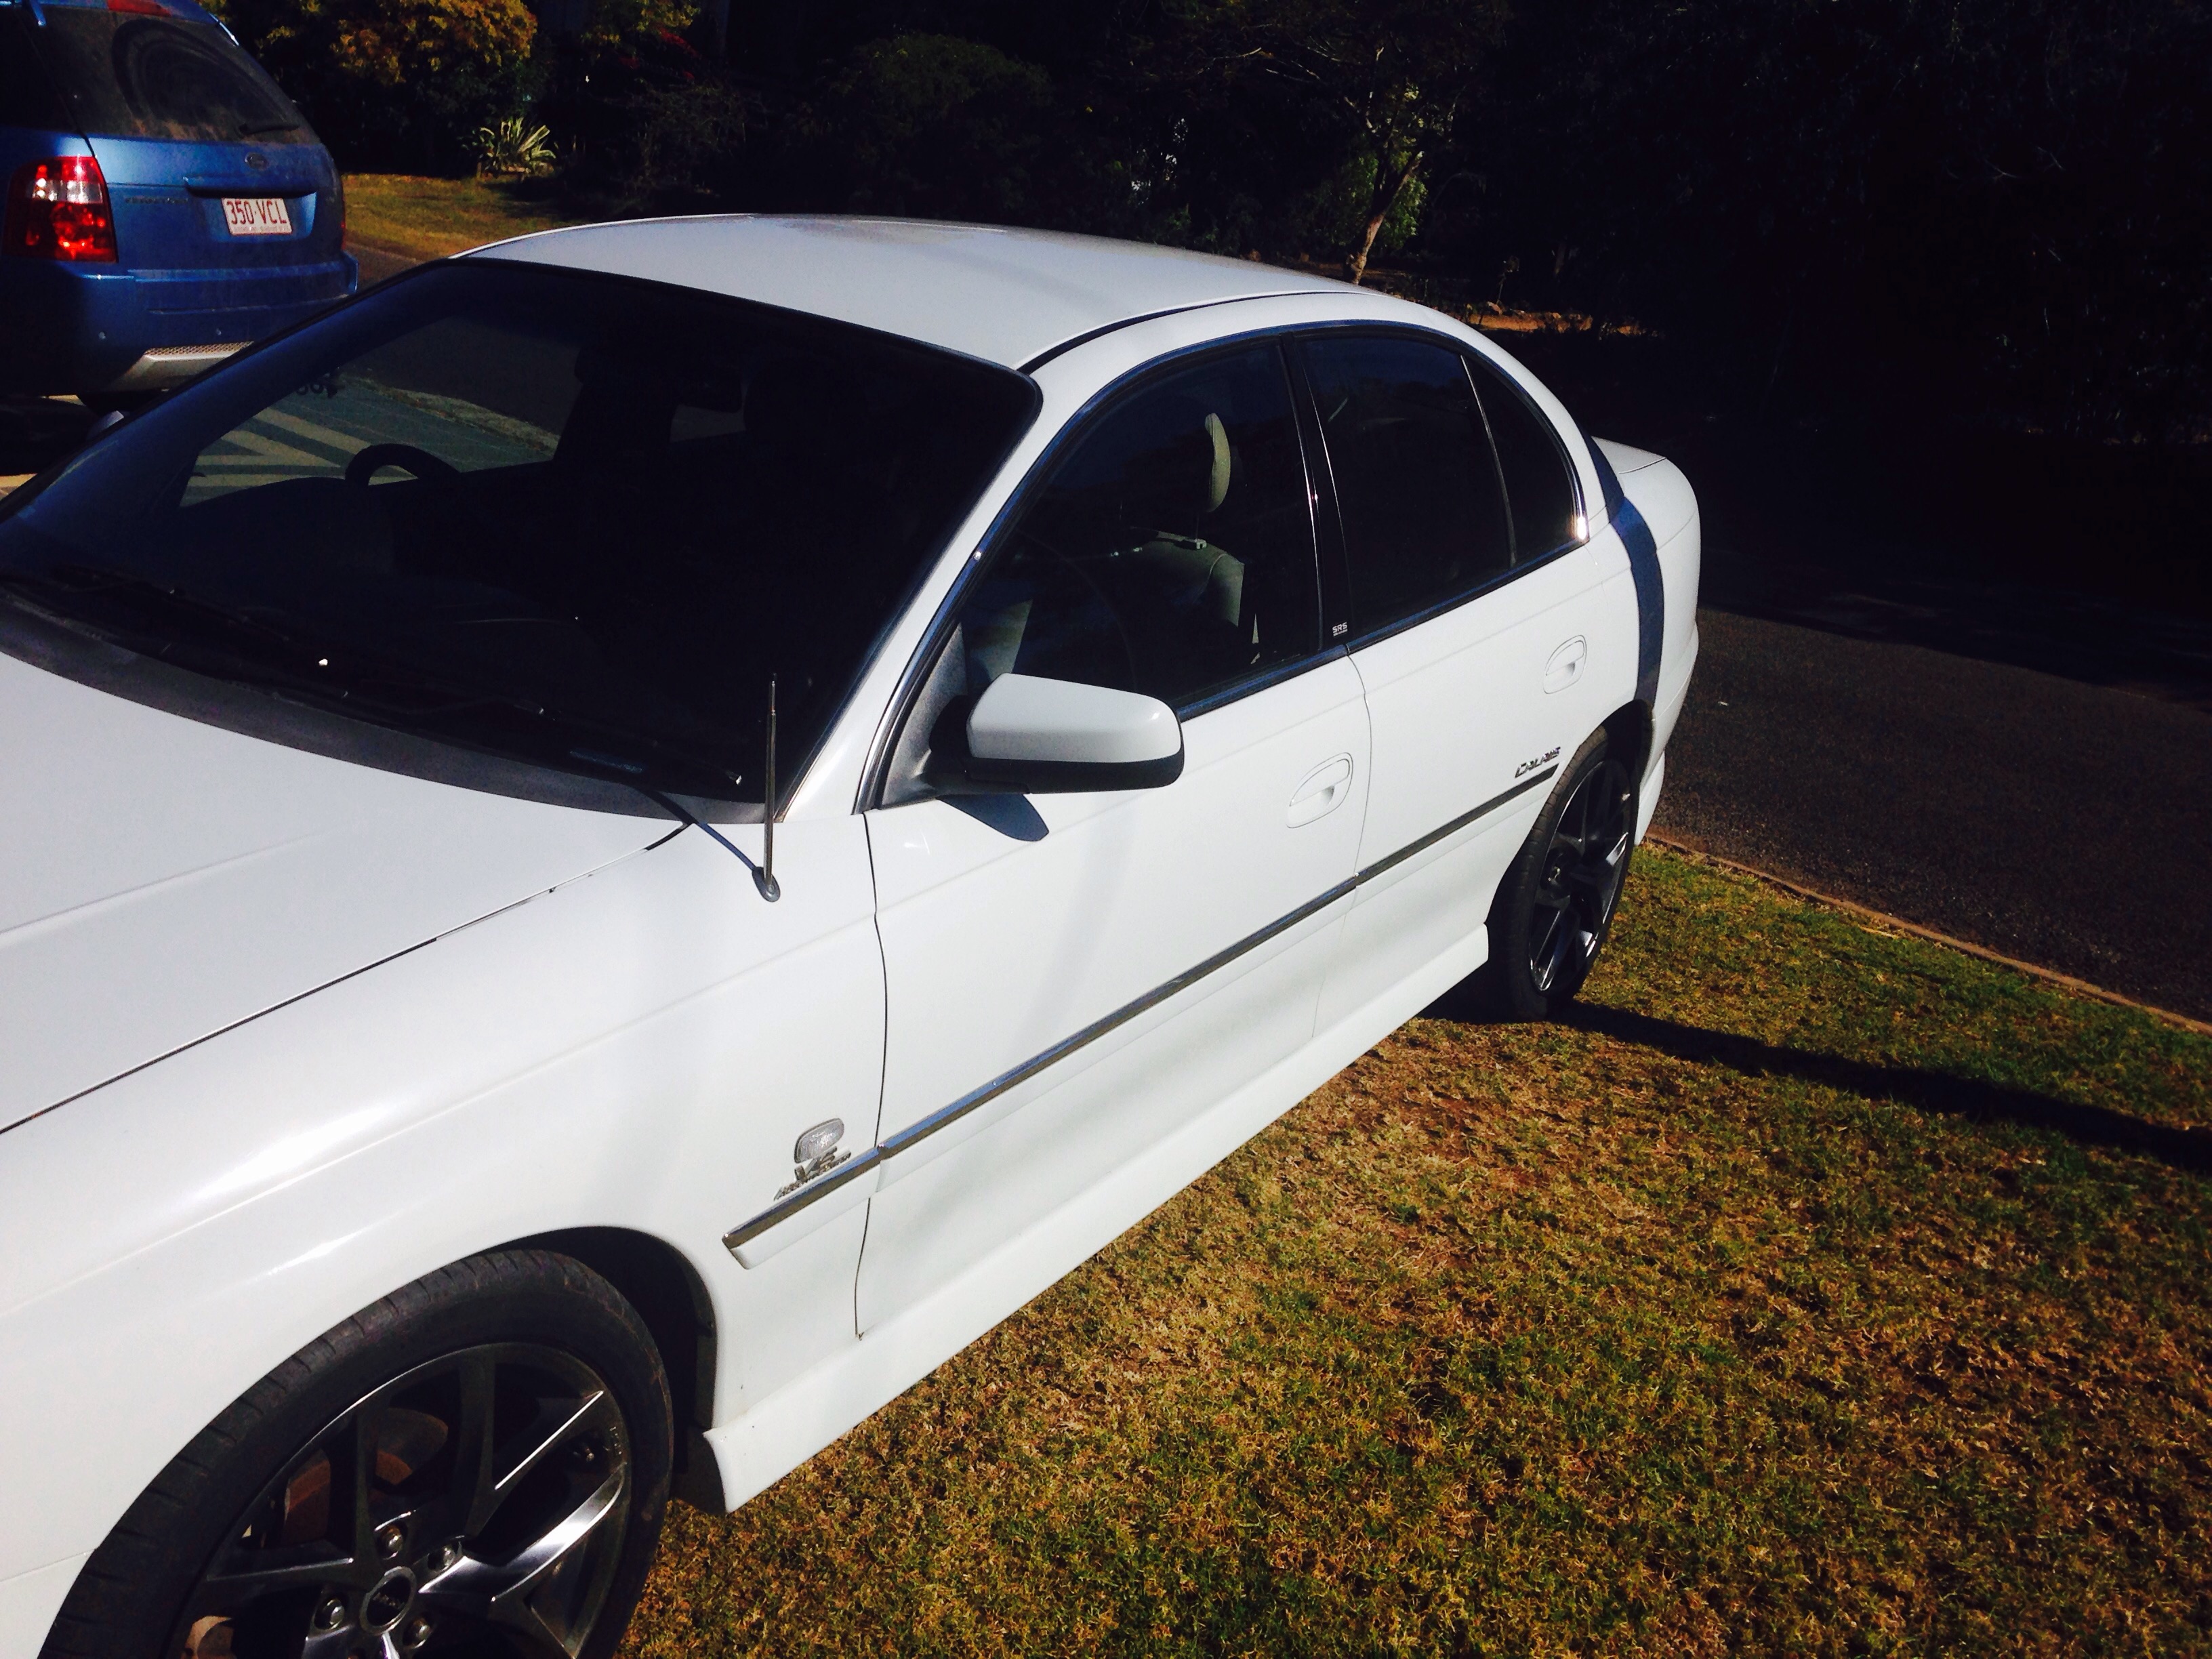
622,847 -> 2212,1656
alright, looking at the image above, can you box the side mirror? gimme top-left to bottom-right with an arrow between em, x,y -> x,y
938,673 -> 1183,794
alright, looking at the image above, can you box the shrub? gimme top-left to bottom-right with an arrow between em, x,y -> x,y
543,18 -> 752,202
219,0 -> 539,171
472,112 -> 556,177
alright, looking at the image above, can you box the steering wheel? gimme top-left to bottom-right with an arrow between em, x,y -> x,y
345,443 -> 459,486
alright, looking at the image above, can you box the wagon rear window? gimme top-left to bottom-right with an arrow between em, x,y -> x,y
28,7 -> 310,144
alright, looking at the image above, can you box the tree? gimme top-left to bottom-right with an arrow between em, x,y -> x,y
821,34 -> 1054,220
1194,0 -> 1507,281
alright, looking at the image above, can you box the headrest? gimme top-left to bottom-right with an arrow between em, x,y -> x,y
1202,413 -> 1232,514
1124,399 -> 1237,526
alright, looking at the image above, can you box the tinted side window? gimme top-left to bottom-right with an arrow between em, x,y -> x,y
954,343 -> 1319,710
1471,359 -> 1581,559
1303,335 -> 1510,636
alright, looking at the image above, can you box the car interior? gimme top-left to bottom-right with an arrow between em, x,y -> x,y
956,350 -> 1321,713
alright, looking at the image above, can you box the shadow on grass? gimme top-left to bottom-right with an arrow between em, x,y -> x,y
1548,1002 -> 2212,1175
1422,977 -> 2210,1174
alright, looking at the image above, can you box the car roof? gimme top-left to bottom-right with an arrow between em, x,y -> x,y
470,216 -> 1359,371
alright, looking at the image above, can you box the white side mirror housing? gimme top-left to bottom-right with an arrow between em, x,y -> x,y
958,673 -> 1183,792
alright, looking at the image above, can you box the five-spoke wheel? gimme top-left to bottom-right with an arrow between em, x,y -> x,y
1483,729 -> 1638,1021
39,1252 -> 670,1659
1526,754 -> 1634,998
176,1345 -> 632,1659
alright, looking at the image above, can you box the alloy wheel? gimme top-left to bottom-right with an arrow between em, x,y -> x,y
169,1344 -> 632,1659
1528,757 -> 1633,994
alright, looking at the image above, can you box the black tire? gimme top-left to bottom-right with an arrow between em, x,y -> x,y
1482,728 -> 1638,1022
40,1250 -> 672,1659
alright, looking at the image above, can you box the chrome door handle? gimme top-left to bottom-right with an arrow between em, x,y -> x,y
1286,754 -> 1354,827
1543,636 -> 1587,695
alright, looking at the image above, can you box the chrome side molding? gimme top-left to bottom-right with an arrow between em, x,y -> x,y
721,763 -> 1559,1265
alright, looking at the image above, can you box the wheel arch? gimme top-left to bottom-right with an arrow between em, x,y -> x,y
510,1227 -> 725,1512
1599,699 -> 1655,791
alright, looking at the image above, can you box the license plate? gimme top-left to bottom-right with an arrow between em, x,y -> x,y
222,197 -> 293,236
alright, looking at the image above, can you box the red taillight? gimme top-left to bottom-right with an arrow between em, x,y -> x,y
5,157 -> 119,263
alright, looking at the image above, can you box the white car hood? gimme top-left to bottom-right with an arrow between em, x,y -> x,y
0,653 -> 668,1132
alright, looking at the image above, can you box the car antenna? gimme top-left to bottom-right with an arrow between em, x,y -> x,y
632,684 -> 777,902
756,674 -> 781,902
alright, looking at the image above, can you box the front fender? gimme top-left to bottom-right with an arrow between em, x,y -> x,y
0,817 -> 882,1606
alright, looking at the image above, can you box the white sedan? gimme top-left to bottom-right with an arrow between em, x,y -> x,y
0,219 -> 1698,1659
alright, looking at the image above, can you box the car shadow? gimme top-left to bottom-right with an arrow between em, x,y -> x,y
1559,1002 -> 2212,1175
1420,987 -> 2212,1175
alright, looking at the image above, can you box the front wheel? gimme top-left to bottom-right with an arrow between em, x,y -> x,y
40,1250 -> 672,1659
1483,729 -> 1637,1021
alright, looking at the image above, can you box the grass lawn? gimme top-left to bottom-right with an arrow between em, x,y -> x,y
623,846 -> 2212,1657
340,175 -> 588,263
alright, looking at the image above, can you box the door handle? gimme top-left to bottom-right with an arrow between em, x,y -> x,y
1286,754 -> 1354,827
1543,636 -> 1587,695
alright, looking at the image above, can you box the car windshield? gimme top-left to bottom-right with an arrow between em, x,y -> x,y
26,5 -> 311,144
0,261 -> 1038,804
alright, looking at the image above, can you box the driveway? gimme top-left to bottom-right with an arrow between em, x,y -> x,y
1654,607 -> 2212,1022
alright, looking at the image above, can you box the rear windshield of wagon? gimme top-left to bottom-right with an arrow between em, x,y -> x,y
16,1 -> 311,144
0,261 -> 1040,805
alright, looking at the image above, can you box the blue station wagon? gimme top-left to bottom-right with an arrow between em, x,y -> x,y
0,0 -> 354,404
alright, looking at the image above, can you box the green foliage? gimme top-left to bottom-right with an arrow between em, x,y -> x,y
268,0 -> 2208,437
1176,0 -> 1509,277
1275,150 -> 1429,268
222,0 -> 538,170
819,35 -> 1053,221
575,0 -> 693,54
472,113 -> 556,177
535,0 -> 753,203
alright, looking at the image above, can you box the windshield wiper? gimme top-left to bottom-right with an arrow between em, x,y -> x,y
238,121 -> 302,136
0,564 -> 754,798
0,563 -> 321,659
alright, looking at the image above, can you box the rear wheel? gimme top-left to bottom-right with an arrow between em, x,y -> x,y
40,1251 -> 671,1659
1483,729 -> 1637,1021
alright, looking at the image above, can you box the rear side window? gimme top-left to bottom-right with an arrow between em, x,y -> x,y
28,8 -> 310,144
1469,357 -> 1581,559
0,15 -> 72,129
1303,333 -> 1511,637
952,342 -> 1321,711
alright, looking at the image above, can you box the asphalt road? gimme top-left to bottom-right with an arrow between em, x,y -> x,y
1652,607 -> 2212,1023
352,243 -> 415,288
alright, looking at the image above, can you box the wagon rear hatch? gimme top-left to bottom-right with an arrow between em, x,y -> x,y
19,0 -> 344,293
